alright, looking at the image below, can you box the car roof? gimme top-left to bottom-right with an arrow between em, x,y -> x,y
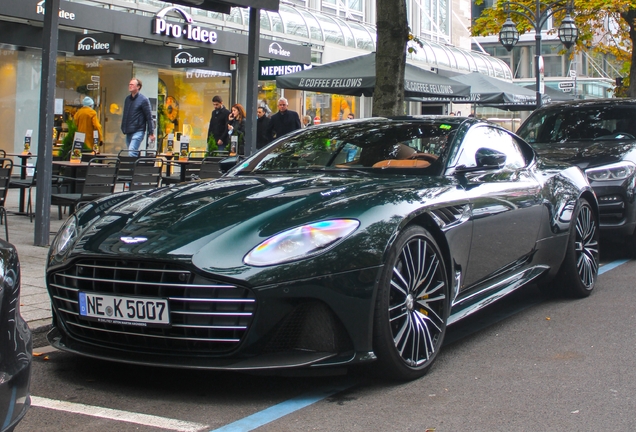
534,98 -> 636,111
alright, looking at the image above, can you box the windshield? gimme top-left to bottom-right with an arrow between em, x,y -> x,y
517,105 -> 636,144
228,119 -> 461,176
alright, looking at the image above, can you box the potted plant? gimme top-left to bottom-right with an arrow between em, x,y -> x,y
207,134 -> 219,156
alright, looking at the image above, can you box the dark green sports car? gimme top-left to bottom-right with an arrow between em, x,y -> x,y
46,117 -> 599,380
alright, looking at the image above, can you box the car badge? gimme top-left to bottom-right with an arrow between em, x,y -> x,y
120,236 -> 148,244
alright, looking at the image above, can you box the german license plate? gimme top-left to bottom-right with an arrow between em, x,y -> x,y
78,292 -> 170,328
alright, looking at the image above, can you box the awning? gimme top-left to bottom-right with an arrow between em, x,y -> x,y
275,53 -> 471,98
449,72 -> 540,106
523,84 -> 576,102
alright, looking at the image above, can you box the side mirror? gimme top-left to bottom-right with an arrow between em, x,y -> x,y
475,148 -> 506,168
219,155 -> 243,173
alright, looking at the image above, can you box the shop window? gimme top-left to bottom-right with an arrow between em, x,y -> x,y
156,69 -> 231,153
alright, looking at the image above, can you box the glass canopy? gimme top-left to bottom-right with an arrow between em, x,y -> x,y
76,0 -> 512,79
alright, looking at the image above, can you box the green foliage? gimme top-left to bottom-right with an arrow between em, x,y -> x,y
60,119 -> 92,160
157,103 -> 168,141
471,0 -> 632,94
60,119 -> 77,160
407,29 -> 425,54
207,134 -> 219,155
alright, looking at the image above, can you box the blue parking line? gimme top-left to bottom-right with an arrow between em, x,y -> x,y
599,258 -> 630,275
210,380 -> 356,432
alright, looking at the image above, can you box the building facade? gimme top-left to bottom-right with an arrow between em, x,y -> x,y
0,0 -> 513,156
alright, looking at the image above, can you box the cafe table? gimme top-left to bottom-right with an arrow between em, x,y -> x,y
165,158 -> 203,183
52,161 -> 94,194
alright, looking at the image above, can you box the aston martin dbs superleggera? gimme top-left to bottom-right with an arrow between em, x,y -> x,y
46,117 -> 599,380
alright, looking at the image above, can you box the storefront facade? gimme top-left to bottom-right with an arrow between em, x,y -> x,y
0,0 -> 310,155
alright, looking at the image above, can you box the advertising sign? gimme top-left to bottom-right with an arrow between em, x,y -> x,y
259,60 -> 311,80
179,135 -> 190,161
259,40 -> 311,64
74,33 -> 120,56
71,132 -> 85,164
171,48 -> 210,68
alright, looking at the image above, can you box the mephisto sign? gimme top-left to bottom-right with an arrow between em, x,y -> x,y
152,6 -> 217,45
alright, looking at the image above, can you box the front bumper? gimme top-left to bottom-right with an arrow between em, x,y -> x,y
47,257 -> 380,370
590,180 -> 636,236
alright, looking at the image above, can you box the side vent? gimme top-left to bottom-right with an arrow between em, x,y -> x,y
430,205 -> 467,228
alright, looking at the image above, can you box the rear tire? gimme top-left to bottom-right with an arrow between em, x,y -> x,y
548,198 -> 599,298
372,226 -> 449,381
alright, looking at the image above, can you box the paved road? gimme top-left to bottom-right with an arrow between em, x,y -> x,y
17,242 -> 636,432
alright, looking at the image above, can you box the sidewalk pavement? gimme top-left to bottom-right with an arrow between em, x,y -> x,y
4,188 -> 64,336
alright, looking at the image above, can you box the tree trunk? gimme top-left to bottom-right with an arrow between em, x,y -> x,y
373,0 -> 409,117
622,9 -> 636,98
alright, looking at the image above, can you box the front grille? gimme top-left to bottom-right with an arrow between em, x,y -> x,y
48,259 -> 256,354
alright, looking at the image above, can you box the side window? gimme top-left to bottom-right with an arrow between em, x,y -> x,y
454,126 -> 527,169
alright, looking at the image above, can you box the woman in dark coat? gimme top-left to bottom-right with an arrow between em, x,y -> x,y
227,103 -> 246,155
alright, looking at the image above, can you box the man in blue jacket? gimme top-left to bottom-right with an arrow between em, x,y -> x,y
121,77 -> 155,156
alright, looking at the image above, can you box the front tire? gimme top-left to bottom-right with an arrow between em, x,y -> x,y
373,226 -> 449,381
551,198 -> 599,298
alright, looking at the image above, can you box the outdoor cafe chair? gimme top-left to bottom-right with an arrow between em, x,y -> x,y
0,158 -> 13,240
197,157 -> 224,180
129,158 -> 164,191
162,151 -> 206,185
51,157 -> 119,219
116,149 -> 156,190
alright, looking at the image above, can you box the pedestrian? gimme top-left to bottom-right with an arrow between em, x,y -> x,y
256,107 -> 271,150
266,97 -> 301,141
207,95 -> 230,152
120,77 -> 155,156
227,103 -> 246,154
259,98 -> 272,116
74,96 -> 103,150
302,115 -> 312,128
347,113 -> 354,120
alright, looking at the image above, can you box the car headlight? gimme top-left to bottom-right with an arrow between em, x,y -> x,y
51,216 -> 78,256
244,219 -> 360,267
586,162 -> 636,181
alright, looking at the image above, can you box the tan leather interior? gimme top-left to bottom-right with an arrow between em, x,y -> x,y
372,159 -> 431,168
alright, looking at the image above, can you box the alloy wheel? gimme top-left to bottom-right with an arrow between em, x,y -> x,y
575,204 -> 599,288
389,236 -> 447,367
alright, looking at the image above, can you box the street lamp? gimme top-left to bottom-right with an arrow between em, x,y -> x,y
498,0 -> 578,109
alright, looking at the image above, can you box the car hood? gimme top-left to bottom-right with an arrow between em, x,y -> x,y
61,174 -> 455,280
531,140 -> 636,169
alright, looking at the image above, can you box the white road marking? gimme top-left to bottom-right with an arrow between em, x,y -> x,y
30,396 -> 209,432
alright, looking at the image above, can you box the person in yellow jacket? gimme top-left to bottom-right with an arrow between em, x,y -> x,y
74,96 -> 103,148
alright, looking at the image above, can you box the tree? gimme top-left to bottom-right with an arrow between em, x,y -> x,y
471,0 -> 633,96
373,0 -> 410,116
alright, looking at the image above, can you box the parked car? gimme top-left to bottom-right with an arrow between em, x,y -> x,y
0,240 -> 31,431
517,98 -> 636,254
46,117 -> 599,381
